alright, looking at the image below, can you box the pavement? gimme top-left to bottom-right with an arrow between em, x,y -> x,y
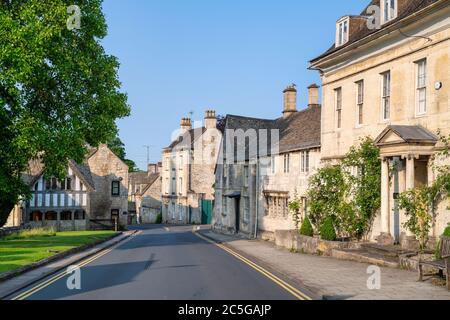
1,225 -> 314,300
199,230 -> 450,300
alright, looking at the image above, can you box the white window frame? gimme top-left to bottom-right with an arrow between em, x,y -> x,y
415,59 -> 427,116
336,17 -> 349,47
381,71 -> 391,122
301,151 -> 310,173
381,0 -> 398,25
335,87 -> 342,129
283,154 -> 290,174
356,80 -> 364,127
271,155 -> 276,174
178,177 -> 183,195
243,165 -> 249,187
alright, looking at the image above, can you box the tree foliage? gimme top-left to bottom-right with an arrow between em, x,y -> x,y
0,1 -> 130,226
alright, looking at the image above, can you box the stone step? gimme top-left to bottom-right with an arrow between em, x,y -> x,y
360,243 -> 415,257
332,248 -> 400,269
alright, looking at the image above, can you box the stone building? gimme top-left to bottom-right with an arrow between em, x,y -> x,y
129,163 -> 162,224
161,111 -> 221,224
309,0 -> 450,246
3,144 -> 130,230
213,85 -> 321,239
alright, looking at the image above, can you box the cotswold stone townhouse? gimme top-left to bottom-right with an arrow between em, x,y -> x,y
4,144 -> 129,230
309,0 -> 450,247
213,85 -> 321,239
161,111 -> 221,224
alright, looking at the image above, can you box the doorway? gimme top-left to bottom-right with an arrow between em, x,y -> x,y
235,198 -> 241,233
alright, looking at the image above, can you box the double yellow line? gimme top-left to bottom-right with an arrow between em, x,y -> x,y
11,247 -> 115,301
194,232 -> 312,301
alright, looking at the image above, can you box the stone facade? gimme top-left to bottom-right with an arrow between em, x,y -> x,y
161,111 -> 221,224
3,144 -> 130,230
213,85 -> 322,239
309,0 -> 450,245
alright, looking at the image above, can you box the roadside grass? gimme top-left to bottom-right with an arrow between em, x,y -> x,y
0,229 -> 116,275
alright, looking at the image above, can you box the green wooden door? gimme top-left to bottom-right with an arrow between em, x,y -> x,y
201,200 -> 213,225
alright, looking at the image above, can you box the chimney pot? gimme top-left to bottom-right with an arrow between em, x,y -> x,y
205,109 -> 217,129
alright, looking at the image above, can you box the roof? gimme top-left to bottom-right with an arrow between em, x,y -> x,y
138,173 -> 161,196
165,127 -> 207,150
310,0 -> 441,64
222,105 -> 321,161
26,159 -> 96,191
375,125 -> 438,145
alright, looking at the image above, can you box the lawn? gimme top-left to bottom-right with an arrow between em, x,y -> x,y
0,229 -> 116,275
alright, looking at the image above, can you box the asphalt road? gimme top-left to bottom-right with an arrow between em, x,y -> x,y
7,225 -> 311,300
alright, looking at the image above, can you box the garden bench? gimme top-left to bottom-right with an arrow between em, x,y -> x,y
418,236 -> 450,290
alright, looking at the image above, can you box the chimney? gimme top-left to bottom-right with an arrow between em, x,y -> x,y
308,84 -> 320,108
205,110 -> 217,129
180,117 -> 192,132
147,163 -> 157,175
283,84 -> 297,119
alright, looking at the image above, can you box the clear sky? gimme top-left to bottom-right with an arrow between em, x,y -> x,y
101,0 -> 366,170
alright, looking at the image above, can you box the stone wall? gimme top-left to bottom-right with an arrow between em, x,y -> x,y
274,230 -> 361,256
87,144 -> 129,227
26,220 -> 88,231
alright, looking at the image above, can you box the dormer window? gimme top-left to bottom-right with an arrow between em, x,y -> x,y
336,17 -> 349,47
381,0 -> 398,24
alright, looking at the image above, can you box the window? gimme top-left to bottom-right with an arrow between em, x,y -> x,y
244,166 -> 249,187
283,154 -> 290,173
356,80 -> 364,126
179,155 -> 183,169
171,177 -> 176,195
381,71 -> 391,121
45,179 -> 51,190
165,178 -> 169,194
243,197 -> 250,222
301,151 -> 310,173
265,195 -> 289,217
416,59 -> 427,115
382,0 -> 397,24
111,181 -> 120,196
66,178 -> 72,190
301,197 -> 308,215
336,18 -> 349,47
335,88 -> 342,128
179,177 -> 183,194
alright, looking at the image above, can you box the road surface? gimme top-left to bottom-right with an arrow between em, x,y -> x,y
6,225 -> 313,300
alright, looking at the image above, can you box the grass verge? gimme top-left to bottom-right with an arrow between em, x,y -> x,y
0,229 -> 116,275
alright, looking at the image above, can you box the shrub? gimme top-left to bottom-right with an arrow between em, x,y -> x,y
320,218 -> 337,241
435,224 -> 450,259
299,216 -> 314,237
155,213 -> 163,224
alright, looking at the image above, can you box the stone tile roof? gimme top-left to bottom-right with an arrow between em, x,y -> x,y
165,127 -> 207,150
139,173 -> 161,196
222,105 -> 321,160
310,0 -> 441,63
68,161 -> 96,191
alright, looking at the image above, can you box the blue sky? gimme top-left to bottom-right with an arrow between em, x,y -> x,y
101,0 -> 366,170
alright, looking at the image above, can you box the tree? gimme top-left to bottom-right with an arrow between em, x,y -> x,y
0,1 -> 130,226
107,136 -> 139,172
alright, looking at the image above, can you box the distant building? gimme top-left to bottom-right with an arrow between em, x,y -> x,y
129,163 -> 162,224
3,144 -> 129,230
161,111 -> 221,224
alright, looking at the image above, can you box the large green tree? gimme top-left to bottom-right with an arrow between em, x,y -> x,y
0,0 -> 130,226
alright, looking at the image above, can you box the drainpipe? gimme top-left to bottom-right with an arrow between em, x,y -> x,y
254,161 -> 260,239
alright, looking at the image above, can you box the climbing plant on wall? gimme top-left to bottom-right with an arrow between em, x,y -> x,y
306,137 -> 381,240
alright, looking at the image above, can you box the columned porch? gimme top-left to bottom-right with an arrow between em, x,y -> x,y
375,125 -> 438,247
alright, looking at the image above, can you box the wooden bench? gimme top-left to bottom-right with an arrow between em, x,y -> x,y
418,236 -> 450,290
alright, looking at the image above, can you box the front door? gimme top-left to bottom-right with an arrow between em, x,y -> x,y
201,200 -> 213,225
392,157 -> 401,244
235,198 -> 240,233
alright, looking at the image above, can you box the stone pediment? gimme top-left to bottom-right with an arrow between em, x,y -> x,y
375,125 -> 438,147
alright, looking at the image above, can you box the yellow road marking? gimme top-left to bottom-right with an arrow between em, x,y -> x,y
194,232 -> 312,301
13,231 -> 142,300
12,247 -> 114,300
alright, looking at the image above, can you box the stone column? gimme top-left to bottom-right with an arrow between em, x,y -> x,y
405,155 -> 416,191
380,157 -> 390,236
428,155 -> 436,237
